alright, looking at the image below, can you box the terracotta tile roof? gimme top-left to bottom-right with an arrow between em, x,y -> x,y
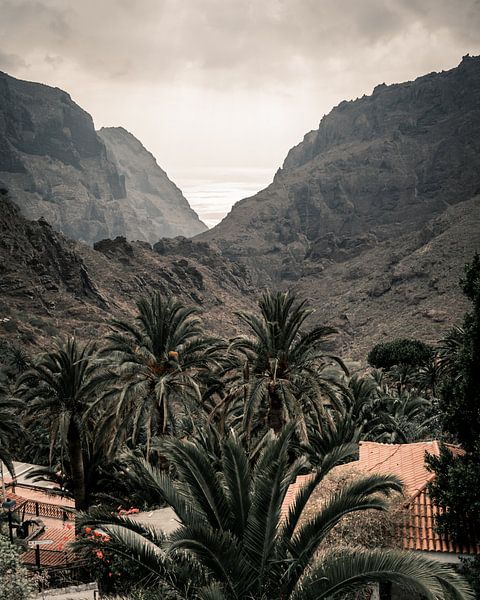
403,488 -> 480,555
21,548 -> 76,569
21,527 -> 77,569
355,441 -> 441,497
5,490 -> 30,506
283,440 -> 480,556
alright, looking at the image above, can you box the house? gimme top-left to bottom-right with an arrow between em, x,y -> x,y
283,440 -> 480,562
1,461 -> 77,570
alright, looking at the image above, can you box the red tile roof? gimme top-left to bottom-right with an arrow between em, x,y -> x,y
403,486 -> 480,555
283,441 -> 480,555
21,527 -> 77,569
355,441 -> 440,497
3,486 -> 77,569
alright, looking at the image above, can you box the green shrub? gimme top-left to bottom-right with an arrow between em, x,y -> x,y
368,338 -> 434,370
458,556 -> 480,600
28,317 -> 44,328
0,535 -> 35,600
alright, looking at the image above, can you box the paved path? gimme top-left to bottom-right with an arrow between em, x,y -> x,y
35,592 -> 96,600
130,506 -> 179,533
34,584 -> 98,600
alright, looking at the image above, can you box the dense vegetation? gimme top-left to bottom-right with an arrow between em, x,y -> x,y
0,281 -> 478,599
426,255 -> 480,578
0,535 -> 35,600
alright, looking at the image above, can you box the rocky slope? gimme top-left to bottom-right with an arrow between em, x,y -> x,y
0,191 -> 252,350
198,55 -> 480,356
0,71 -> 206,245
295,195 -> 479,357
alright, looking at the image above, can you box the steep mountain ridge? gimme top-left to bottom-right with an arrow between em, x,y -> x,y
1,58 -> 480,358
197,56 -> 480,355
200,55 -> 480,283
0,71 -> 206,245
98,127 -> 206,239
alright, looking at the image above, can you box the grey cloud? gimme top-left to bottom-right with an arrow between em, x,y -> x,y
1,0 -> 479,88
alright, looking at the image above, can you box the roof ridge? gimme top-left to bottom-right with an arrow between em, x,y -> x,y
360,440 -> 440,448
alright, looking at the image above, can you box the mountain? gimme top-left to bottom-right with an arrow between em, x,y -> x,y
0,191 -> 251,350
200,55 -> 480,279
199,55 -> 480,356
1,58 -> 479,358
0,71 -> 206,245
97,127 -> 206,239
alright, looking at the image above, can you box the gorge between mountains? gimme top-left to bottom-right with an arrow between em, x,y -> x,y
1,55 -> 480,358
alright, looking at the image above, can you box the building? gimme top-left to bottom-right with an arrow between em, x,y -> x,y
283,440 -> 480,562
1,461 -> 76,570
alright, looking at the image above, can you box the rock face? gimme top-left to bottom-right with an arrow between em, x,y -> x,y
200,55 -> 480,281
0,71 -> 206,245
98,127 -> 206,239
198,55 -> 480,356
0,191 -> 252,349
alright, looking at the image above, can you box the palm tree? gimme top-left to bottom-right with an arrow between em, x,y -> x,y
374,381 -> 433,443
437,325 -> 465,379
341,372 -> 380,436
0,381 -> 23,482
222,290 -> 345,437
303,407 -> 362,467
95,293 -> 223,455
341,372 -> 434,443
79,424 -> 472,600
16,337 -> 101,510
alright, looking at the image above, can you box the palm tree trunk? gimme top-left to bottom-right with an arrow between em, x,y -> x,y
67,419 -> 87,511
267,384 -> 285,434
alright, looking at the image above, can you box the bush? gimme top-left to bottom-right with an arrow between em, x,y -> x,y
0,535 -> 35,600
368,338 -> 434,370
2,319 -> 18,333
300,467 -> 405,551
426,445 -> 480,543
458,556 -> 480,599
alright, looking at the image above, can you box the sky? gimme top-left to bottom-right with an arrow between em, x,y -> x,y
1,0 -> 480,227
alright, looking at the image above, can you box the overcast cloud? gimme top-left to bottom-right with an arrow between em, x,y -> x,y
1,0 -> 480,225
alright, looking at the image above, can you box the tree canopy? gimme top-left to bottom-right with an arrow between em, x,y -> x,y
368,338 -> 434,370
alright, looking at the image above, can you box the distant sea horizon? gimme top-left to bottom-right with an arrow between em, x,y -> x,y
172,167 -> 275,229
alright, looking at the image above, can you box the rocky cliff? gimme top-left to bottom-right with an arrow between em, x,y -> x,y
0,72 -> 206,245
98,127 -> 206,239
0,191 -> 251,349
200,55 -> 480,279
199,55 -> 480,355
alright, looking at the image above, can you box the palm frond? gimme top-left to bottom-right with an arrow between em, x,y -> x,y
295,548 -> 474,600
